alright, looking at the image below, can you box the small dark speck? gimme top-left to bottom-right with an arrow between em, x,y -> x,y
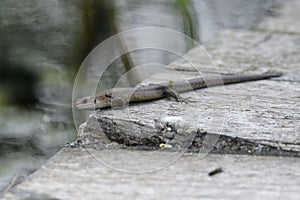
208,167 -> 223,176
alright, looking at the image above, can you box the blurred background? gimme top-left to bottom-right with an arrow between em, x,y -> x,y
0,0 -> 277,193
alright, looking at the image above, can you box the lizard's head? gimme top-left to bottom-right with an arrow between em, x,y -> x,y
74,96 -> 98,110
74,94 -> 112,110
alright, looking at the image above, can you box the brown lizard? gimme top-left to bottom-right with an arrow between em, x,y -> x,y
74,72 -> 282,110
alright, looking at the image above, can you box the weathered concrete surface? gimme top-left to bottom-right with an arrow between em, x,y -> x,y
76,114 -> 300,156
256,0 -> 300,34
74,19 -> 300,153
3,1 -> 300,199
3,148 -> 300,200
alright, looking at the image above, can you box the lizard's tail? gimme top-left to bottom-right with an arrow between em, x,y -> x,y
220,72 -> 282,86
180,72 -> 282,91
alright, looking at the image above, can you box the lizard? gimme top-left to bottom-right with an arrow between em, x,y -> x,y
74,72 -> 282,110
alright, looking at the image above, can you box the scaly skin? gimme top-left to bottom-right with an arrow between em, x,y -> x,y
74,72 -> 282,110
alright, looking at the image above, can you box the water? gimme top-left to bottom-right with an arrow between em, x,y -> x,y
0,0 -> 276,193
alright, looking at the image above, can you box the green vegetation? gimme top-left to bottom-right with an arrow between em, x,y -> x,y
175,0 -> 200,49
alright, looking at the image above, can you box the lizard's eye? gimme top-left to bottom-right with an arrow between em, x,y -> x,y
94,98 -> 97,104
